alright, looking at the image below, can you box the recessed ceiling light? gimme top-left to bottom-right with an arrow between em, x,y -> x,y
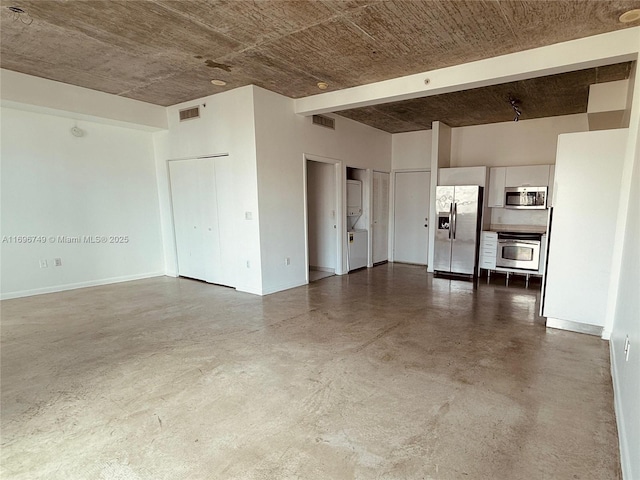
317,82 -> 328,90
210,79 -> 226,86
619,9 -> 640,23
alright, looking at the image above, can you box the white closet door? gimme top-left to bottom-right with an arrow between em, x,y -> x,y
197,158 -> 222,284
212,156 -> 236,287
372,171 -> 390,264
169,159 -> 209,281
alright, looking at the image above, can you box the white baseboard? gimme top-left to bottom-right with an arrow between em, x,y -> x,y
260,279 -> 307,296
310,266 -> 335,273
610,341 -> 631,479
0,271 -> 165,300
235,283 -> 263,296
546,317 -> 603,336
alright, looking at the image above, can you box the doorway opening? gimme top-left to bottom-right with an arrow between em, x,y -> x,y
305,156 -> 342,283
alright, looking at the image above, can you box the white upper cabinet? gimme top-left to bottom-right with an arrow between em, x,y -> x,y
505,165 -> 551,187
488,164 -> 554,208
438,166 -> 487,186
488,167 -> 506,207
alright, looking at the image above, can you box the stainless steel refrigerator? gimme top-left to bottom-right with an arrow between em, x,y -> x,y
433,185 -> 483,277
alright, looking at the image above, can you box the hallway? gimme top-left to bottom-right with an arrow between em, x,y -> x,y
0,264 -> 619,479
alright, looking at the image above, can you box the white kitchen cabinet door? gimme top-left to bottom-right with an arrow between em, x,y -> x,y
393,171 -> 430,265
505,165 -> 550,187
438,166 -> 487,186
479,231 -> 497,269
488,167 -> 506,207
372,171 -> 390,264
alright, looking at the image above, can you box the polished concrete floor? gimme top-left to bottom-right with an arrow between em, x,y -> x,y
1,264 -> 620,479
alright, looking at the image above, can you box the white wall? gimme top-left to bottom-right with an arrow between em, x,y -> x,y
252,86 -> 391,295
609,48 -> 640,480
0,107 -> 164,299
450,114 -> 589,167
543,129 -> 628,329
1,69 -> 167,131
154,86 -> 263,295
610,142 -> 639,480
391,131 -> 432,170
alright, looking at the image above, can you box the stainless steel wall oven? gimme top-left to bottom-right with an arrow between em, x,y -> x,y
496,233 -> 542,271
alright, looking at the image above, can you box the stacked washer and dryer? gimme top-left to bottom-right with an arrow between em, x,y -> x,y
346,180 -> 368,271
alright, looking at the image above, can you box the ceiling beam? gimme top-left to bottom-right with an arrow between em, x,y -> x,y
295,27 -> 640,117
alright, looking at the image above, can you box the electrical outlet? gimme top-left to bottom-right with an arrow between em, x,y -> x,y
39,259 -> 48,268
245,211 -> 252,220
246,260 -> 250,268
54,258 -> 62,267
285,257 -> 291,266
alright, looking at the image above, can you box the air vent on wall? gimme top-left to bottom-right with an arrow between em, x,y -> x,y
312,114 -> 335,129
179,106 -> 200,121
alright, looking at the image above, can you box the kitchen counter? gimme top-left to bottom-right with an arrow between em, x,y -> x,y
489,224 -> 547,234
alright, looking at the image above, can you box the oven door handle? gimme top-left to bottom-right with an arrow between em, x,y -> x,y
499,240 -> 539,246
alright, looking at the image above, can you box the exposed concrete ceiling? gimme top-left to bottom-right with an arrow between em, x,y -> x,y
1,0 -> 639,132
337,62 -> 633,132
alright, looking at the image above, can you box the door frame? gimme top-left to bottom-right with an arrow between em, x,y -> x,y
389,168 -> 431,264
303,154 -> 345,283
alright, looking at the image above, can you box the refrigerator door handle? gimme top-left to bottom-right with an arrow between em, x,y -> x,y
448,203 -> 453,239
452,202 -> 457,240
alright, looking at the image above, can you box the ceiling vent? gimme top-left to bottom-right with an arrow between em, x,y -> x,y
179,106 -> 200,121
312,114 -> 335,129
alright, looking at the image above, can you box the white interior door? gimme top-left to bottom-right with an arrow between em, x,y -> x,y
372,171 -> 390,264
307,160 -> 337,272
170,159 -> 209,281
393,171 -> 430,265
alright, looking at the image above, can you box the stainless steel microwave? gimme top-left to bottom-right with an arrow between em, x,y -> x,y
504,186 -> 547,209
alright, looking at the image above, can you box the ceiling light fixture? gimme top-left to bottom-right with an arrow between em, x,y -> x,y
619,9 -> 640,23
317,82 -> 328,90
6,6 -> 33,25
210,79 -> 226,86
509,96 -> 522,122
